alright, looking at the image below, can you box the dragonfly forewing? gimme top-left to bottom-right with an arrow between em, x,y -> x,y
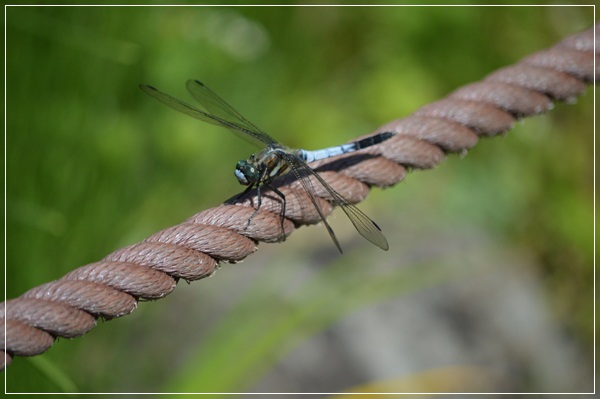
185,79 -> 277,148
140,83 -> 270,149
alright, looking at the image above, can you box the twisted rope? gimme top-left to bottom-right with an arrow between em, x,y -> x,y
2,24 -> 597,370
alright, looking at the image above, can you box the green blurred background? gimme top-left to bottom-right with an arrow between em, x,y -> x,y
5,5 -> 594,394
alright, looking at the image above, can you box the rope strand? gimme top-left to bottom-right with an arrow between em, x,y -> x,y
2,23 -> 597,370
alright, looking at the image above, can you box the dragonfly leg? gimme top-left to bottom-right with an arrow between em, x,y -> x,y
265,184 -> 287,242
246,184 -> 262,229
245,184 -> 287,242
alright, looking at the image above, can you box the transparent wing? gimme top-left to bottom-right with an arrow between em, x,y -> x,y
139,82 -> 275,148
279,152 -> 389,252
185,80 -> 277,146
278,152 -> 343,253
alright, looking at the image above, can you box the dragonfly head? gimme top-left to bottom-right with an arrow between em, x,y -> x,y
235,159 -> 259,186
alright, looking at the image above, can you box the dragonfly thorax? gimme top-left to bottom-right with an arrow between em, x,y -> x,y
235,148 -> 289,187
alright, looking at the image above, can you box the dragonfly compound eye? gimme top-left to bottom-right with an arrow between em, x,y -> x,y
235,160 -> 257,186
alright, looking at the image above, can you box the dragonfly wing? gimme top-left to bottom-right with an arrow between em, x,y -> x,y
278,152 -> 343,253
186,80 -> 278,147
140,83 -> 269,149
140,84 -> 229,127
280,152 -> 389,251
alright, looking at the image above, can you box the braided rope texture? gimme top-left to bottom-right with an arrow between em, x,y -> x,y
1,24 -> 597,370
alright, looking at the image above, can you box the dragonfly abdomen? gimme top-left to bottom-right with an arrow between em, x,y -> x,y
299,131 -> 394,163
354,131 -> 395,149
300,143 -> 357,163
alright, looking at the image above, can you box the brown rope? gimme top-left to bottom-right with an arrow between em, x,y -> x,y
2,24 -> 597,370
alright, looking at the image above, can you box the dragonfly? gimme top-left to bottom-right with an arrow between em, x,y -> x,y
140,79 -> 393,252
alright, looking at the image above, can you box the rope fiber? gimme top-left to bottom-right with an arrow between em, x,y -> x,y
2,24 -> 597,370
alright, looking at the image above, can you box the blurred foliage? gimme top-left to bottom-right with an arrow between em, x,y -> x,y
5,5 -> 594,394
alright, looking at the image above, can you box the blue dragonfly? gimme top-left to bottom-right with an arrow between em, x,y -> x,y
140,80 -> 393,252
